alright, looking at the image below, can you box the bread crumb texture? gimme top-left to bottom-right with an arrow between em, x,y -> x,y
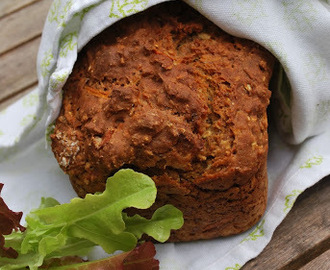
51,1 -> 275,241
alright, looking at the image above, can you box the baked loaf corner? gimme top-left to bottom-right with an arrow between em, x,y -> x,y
51,1 -> 275,241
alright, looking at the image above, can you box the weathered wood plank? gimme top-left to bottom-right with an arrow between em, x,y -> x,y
242,176 -> 330,270
0,0 -> 40,19
0,38 -> 40,102
300,249 -> 330,270
0,0 -> 52,55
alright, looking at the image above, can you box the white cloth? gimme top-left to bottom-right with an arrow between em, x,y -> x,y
1,0 -> 330,269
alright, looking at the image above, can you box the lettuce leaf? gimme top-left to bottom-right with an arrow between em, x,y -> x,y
0,169 -> 184,269
124,204 -> 184,242
0,183 -> 26,259
40,242 -> 159,270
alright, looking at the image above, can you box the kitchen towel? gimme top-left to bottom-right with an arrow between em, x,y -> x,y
1,1 -> 330,269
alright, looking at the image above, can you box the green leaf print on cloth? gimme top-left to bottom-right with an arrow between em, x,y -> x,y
76,4 -> 99,20
281,0 -> 318,31
225,263 -> 242,270
109,0 -> 149,18
240,219 -> 265,243
234,0 -> 267,26
48,0 -> 73,27
40,50 -> 54,78
300,155 -> 323,169
50,72 -> 69,90
303,52 -> 329,88
20,114 -> 37,127
284,189 -> 302,213
48,0 -> 61,23
22,93 -> 39,108
59,32 -> 78,57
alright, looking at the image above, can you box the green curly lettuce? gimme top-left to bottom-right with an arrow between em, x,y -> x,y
0,169 -> 184,270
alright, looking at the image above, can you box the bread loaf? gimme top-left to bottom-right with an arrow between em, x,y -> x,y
51,1 -> 275,241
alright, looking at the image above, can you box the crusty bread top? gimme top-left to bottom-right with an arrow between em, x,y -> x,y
51,1 -> 275,197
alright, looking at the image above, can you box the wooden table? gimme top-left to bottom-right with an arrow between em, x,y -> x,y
1,1 -> 329,269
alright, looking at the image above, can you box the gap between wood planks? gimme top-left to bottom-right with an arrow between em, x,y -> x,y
0,0 -> 52,55
0,35 -> 41,58
283,237 -> 330,270
0,0 -> 41,19
242,177 -> 330,270
300,249 -> 330,270
0,37 -> 40,102
0,0 -> 52,107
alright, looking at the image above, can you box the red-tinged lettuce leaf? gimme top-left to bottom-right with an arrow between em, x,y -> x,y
0,237 -> 17,260
40,256 -> 86,268
0,183 -> 26,259
0,170 -> 182,269
41,242 -> 159,270
123,241 -> 159,270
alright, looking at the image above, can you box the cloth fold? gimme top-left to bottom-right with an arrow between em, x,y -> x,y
1,0 -> 330,269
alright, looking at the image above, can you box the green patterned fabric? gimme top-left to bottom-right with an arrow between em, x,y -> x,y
0,1 -> 330,269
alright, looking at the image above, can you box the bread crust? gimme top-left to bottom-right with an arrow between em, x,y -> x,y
51,1 -> 275,241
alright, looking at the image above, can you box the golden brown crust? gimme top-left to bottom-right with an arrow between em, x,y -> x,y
51,1 -> 275,241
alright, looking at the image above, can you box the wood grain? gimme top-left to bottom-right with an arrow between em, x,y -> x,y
0,0 -> 52,55
0,37 -> 40,102
242,176 -> 330,270
0,0 -> 40,19
300,249 -> 330,270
